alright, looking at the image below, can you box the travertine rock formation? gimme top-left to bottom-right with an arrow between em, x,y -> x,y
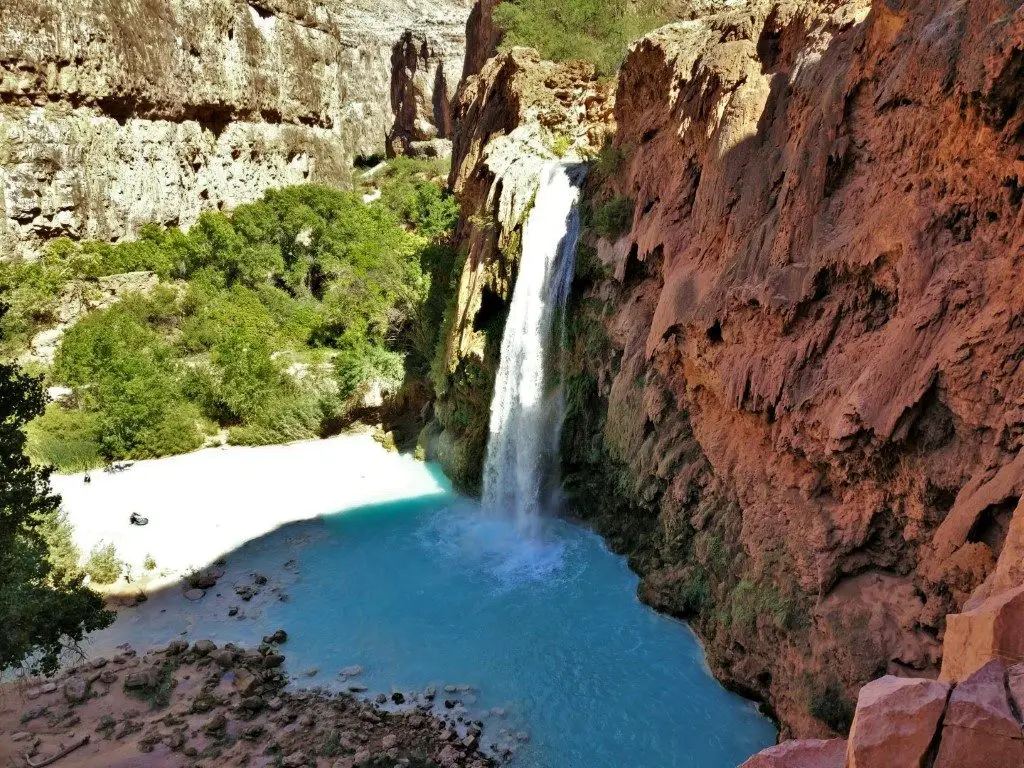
0,0 -> 470,259
556,0 -> 1024,737
445,0 -> 1024,739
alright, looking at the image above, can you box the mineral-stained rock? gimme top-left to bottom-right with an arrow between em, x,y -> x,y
508,0 -> 1024,737
934,660 -> 1024,768
233,668 -> 260,697
940,585 -> 1024,684
739,738 -> 846,768
846,677 -> 949,768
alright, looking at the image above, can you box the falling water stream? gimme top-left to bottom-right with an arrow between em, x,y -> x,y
483,162 -> 584,534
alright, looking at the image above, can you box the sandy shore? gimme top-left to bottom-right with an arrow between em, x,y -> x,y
51,433 -> 450,594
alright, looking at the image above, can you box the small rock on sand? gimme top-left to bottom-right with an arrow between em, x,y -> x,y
184,588 -> 205,601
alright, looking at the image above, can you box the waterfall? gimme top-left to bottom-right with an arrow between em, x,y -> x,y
482,162 -> 585,536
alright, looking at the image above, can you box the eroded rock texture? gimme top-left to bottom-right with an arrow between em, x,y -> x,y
558,0 -> 1024,737
0,0 -> 470,258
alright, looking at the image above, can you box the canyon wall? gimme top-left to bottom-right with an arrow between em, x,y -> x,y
0,0 -> 470,259
445,0 -> 1024,739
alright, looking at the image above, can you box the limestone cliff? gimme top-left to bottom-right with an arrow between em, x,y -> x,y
0,0 -> 470,259
445,0 -> 1024,740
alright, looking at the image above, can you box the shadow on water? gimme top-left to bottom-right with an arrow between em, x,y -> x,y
81,477 -> 775,768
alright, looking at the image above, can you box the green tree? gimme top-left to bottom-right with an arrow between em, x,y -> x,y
0,314 -> 113,674
493,0 -> 664,77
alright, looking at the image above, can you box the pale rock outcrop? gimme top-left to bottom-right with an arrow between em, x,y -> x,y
0,0 -> 471,259
845,677 -> 949,768
933,660 -> 1024,768
940,585 -> 1024,684
739,738 -> 846,768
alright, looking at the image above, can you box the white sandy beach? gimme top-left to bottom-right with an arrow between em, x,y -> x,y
50,433 -> 450,593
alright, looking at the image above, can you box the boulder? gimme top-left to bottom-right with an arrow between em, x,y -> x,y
940,585 -> 1024,683
193,639 -> 217,656
233,668 -> 260,697
124,666 -> 161,690
740,740 -> 847,768
262,653 -> 285,669
62,676 -> 90,703
1008,663 -> 1024,715
188,570 -> 219,589
846,676 -> 949,768
934,660 -> 1024,768
209,649 -> 236,668
202,713 -> 227,734
263,629 -> 288,645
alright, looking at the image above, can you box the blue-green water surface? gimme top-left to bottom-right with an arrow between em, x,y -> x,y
89,485 -> 774,767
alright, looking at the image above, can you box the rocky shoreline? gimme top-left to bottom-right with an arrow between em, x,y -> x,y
0,636 -> 496,768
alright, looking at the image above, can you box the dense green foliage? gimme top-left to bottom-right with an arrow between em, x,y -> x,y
493,0 -> 664,77
0,328 -> 113,673
589,195 -> 634,239
13,157 -> 459,470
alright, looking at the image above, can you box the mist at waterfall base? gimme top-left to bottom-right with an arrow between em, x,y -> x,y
84,163 -> 775,766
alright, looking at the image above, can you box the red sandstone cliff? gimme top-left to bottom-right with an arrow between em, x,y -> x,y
562,0 -> 1024,737
444,0 -> 1024,740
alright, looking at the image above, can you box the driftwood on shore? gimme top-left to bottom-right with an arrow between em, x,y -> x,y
24,734 -> 89,767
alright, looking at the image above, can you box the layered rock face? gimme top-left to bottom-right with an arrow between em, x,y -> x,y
554,0 -> 1024,738
0,0 -> 470,259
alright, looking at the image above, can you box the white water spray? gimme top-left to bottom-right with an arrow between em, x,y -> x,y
482,162 -> 585,536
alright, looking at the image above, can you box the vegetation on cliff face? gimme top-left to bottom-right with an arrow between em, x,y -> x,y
5,158 -> 458,471
492,0 -> 663,76
0,326 -> 113,673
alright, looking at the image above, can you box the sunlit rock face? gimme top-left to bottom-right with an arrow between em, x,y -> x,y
0,0 -> 471,258
553,0 -> 1024,738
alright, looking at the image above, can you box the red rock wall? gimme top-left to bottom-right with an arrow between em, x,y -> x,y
562,0 -> 1024,737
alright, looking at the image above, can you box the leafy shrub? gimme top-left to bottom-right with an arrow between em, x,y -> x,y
493,0 -> 665,77
590,195 -> 634,239
53,304 -> 204,459
18,172 -> 458,467
729,579 -> 794,633
25,405 -> 103,472
808,679 -> 856,734
143,554 -> 157,571
84,541 -> 124,585
124,660 -> 177,709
